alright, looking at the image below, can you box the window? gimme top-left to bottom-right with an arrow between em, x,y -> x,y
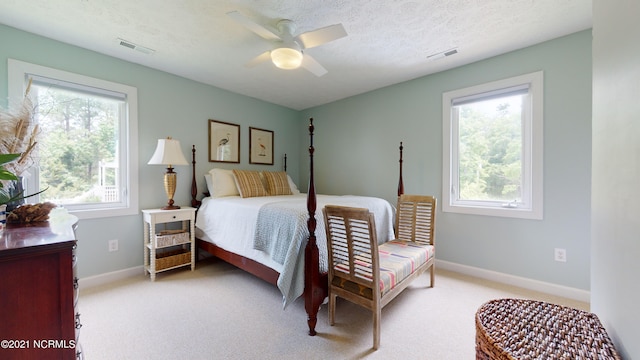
8,59 -> 138,219
442,71 -> 543,219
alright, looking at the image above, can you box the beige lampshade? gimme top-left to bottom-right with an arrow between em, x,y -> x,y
148,137 -> 188,210
147,137 -> 189,166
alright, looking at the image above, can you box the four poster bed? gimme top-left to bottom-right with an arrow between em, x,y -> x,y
189,118 -> 405,336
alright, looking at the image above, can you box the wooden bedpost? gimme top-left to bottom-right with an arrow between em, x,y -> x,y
305,118 -> 323,336
191,145 -> 201,208
398,141 -> 404,197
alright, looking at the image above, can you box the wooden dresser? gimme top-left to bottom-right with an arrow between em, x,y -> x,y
0,215 -> 81,360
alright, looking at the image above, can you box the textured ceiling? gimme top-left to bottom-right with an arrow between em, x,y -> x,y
0,0 -> 592,110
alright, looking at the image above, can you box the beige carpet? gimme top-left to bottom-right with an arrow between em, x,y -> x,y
78,259 -> 588,360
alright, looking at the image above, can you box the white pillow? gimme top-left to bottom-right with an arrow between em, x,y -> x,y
204,173 -> 214,196
288,175 -> 301,195
208,168 -> 240,197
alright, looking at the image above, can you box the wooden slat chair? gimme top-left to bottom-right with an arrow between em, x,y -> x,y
394,194 -> 436,287
323,196 -> 436,350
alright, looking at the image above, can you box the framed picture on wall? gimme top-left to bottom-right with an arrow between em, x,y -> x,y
209,119 -> 240,163
249,127 -> 274,165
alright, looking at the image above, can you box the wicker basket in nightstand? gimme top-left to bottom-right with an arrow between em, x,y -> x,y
475,298 -> 621,360
155,230 -> 190,247
155,249 -> 191,271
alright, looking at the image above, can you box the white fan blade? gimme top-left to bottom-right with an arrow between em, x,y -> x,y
245,51 -> 272,68
301,54 -> 328,77
296,24 -> 347,49
227,11 -> 281,41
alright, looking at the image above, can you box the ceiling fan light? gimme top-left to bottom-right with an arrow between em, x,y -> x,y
271,47 -> 303,69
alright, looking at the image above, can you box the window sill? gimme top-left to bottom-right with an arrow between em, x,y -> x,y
443,203 -> 542,220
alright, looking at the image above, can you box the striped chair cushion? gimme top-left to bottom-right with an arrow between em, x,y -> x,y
331,240 -> 434,299
378,240 -> 434,296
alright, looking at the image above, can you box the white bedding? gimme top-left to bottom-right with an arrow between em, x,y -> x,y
195,193 -> 395,308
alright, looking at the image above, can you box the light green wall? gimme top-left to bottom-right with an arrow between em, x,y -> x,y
1,23 -> 594,292
0,24 -> 300,278
302,30 -> 593,291
592,1 -> 640,358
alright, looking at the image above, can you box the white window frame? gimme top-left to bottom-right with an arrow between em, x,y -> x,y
8,59 -> 139,219
442,71 -> 543,220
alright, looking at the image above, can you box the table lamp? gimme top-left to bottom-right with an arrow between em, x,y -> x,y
147,137 -> 189,210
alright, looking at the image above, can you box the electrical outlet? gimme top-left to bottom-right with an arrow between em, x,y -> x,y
554,248 -> 566,262
108,239 -> 119,252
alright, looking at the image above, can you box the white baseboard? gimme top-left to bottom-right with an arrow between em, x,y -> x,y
79,261 -> 590,303
436,259 -> 591,303
79,266 -> 144,289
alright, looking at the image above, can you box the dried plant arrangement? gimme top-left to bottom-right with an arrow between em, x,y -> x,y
0,79 -> 39,182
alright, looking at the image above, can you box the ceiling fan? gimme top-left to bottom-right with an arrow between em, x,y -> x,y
227,11 -> 347,76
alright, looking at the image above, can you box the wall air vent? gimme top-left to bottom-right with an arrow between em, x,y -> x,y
427,47 -> 458,61
117,38 -> 155,55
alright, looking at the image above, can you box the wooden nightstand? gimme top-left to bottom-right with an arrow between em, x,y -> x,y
142,207 -> 196,281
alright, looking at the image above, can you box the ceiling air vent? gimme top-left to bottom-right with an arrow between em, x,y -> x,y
117,38 -> 155,55
427,47 -> 458,61
443,49 -> 458,57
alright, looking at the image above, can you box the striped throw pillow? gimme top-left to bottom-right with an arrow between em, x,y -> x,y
232,170 -> 268,198
262,171 -> 292,196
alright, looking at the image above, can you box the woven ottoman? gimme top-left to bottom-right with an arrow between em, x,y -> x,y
475,298 -> 621,359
